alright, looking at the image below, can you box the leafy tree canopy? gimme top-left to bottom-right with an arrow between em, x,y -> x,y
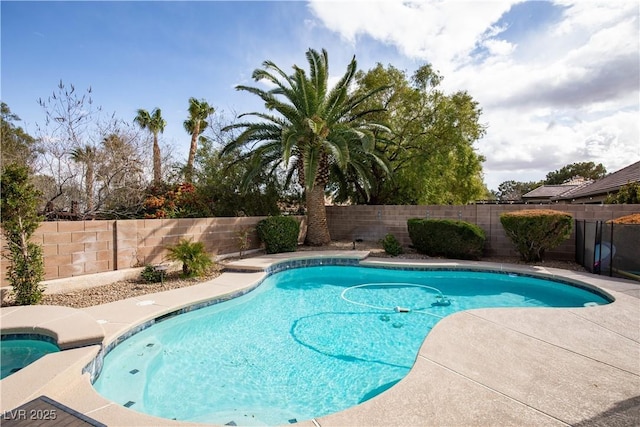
1,102 -> 37,170
194,137 -> 280,217
545,161 -> 607,184
495,180 -> 543,201
332,63 -> 487,205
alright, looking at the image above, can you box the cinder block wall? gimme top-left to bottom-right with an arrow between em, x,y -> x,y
1,216 -> 306,286
326,204 -> 640,259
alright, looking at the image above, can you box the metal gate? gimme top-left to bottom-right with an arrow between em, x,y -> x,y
575,220 -> 640,282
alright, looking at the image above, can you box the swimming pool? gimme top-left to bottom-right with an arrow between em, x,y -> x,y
93,265 -> 611,425
1,335 -> 60,379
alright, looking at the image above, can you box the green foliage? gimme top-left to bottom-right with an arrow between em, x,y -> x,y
545,162 -> 606,185
166,239 -> 214,278
143,182 -> 211,218
256,216 -> 300,254
1,102 -> 37,170
194,138 -> 281,217
381,233 -> 403,256
496,180 -> 543,201
407,218 -> 485,260
134,107 -> 166,183
140,265 -> 164,283
184,98 -> 215,183
332,63 -> 487,205
235,227 -> 253,258
0,164 -> 45,304
605,181 -> 639,204
499,209 -> 573,262
222,48 -> 390,244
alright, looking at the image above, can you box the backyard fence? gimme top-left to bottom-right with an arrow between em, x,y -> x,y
326,204 -> 640,261
1,204 -> 638,287
0,216 -> 306,287
575,220 -> 640,282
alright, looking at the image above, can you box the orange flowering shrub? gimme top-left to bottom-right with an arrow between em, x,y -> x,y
143,182 -> 210,219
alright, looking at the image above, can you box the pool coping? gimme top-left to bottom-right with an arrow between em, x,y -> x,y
1,251 -> 639,426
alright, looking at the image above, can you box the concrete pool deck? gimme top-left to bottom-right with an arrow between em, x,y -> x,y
1,251 -> 639,426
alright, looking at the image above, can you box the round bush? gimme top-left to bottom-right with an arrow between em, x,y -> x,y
256,216 -> 300,254
499,209 -> 573,262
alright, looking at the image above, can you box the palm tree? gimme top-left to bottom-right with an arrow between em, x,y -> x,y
70,144 -> 99,213
184,98 -> 215,183
222,48 -> 389,245
134,108 -> 166,184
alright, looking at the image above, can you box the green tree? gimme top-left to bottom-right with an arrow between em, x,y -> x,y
222,48 -> 389,245
545,162 -> 606,184
184,98 -> 215,183
605,181 -> 640,204
195,137 -> 280,217
334,63 -> 486,205
134,108 -> 166,184
496,180 -> 543,201
0,102 -> 37,170
0,164 -> 45,304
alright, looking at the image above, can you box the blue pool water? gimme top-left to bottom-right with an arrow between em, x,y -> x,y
1,336 -> 60,379
93,266 -> 610,425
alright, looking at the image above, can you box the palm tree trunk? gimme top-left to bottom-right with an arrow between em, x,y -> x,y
153,134 -> 162,183
185,123 -> 200,183
86,164 -> 94,213
305,185 -> 331,245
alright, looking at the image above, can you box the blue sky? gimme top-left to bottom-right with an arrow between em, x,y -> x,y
2,0 -> 638,191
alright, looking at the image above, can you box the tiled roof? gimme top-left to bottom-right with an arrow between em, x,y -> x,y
522,184 -> 580,199
561,161 -> 640,199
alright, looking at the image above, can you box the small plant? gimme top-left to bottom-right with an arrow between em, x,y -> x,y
140,265 -> 164,283
381,233 -> 403,256
1,164 -> 45,305
500,209 -> 573,262
235,227 -> 253,258
256,216 -> 300,254
166,239 -> 214,278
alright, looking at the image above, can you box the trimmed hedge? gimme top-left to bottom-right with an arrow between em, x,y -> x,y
609,213 -> 640,224
499,209 -> 573,262
407,218 -> 485,260
256,216 -> 300,254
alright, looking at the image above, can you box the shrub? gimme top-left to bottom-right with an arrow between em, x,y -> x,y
235,227 -> 253,258
407,218 -> 485,260
605,181 -> 639,204
608,213 -> 640,224
381,233 -> 403,256
256,216 -> 300,254
500,209 -> 573,262
166,239 -> 214,278
0,164 -> 45,305
140,265 -> 164,283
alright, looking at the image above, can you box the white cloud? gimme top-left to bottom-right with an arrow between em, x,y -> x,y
484,39 -> 517,57
308,0 -> 640,190
308,0 -> 520,74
